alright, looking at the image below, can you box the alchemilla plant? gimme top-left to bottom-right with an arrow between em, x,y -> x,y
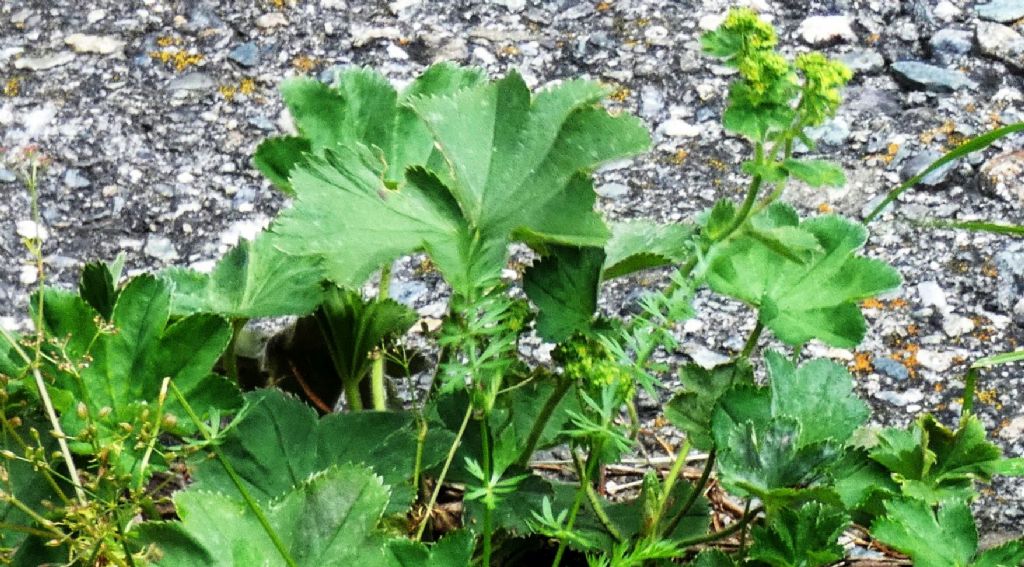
1,8 -> 1023,566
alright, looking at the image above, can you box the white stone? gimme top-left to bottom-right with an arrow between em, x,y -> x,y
176,171 -> 194,184
934,0 -> 961,20
644,25 -> 671,45
472,46 -> 496,65
490,0 -> 525,10
999,416 -> 1024,441
15,220 -> 48,241
86,9 -> 106,23
595,182 -> 629,199
875,389 -> 924,407
19,265 -> 38,286
916,349 -> 954,372
685,344 -> 730,370
386,43 -> 409,60
388,0 -> 419,11
144,236 -> 179,262
256,12 -> 288,28
917,280 -> 948,310
14,52 -> 75,71
942,314 -> 976,337
798,15 -> 856,45
698,14 -> 726,31
660,119 -> 702,138
65,34 -> 126,55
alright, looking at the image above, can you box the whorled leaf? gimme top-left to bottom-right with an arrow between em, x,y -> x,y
665,361 -> 754,451
162,234 -> 325,319
523,245 -> 605,342
188,389 -> 452,513
33,275 -> 241,476
748,502 -> 849,567
254,63 -> 486,194
601,220 -> 694,280
136,465 -> 395,567
706,203 -> 901,347
269,69 -> 649,294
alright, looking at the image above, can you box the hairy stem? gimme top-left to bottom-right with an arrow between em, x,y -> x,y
170,382 -> 298,567
415,403 -> 472,541
551,449 -> 594,567
481,417 -> 493,567
647,438 -> 691,537
223,318 -> 248,385
674,504 -> 763,548
514,378 -> 571,467
739,320 -> 764,360
663,449 -> 716,537
369,265 -> 392,411
575,449 -> 622,542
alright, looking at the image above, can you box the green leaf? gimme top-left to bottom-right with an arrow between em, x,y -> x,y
869,414 -> 1009,505
748,502 -> 849,567
781,158 -> 845,188
704,199 -> 737,241
253,136 -> 311,194
270,70 -> 649,294
688,549 -> 737,567
829,448 -> 899,517
714,415 -> 841,502
254,64 -> 486,194
766,351 -> 869,446
162,235 -> 325,318
0,415 -> 64,551
315,285 -> 418,391
872,498 -> 977,567
137,465 -> 395,567
665,362 -> 754,451
601,220 -> 694,279
189,389 -> 450,513
387,531 -> 475,566
707,206 -> 901,347
523,246 -> 605,342
78,254 -> 123,320
37,276 -> 240,476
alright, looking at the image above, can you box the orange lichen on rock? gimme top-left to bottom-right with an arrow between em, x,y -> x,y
850,352 -> 873,374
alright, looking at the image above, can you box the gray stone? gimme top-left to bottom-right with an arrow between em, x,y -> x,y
166,72 -> 215,91
14,52 -> 75,71
0,168 -> 15,183
837,49 -> 884,73
978,150 -> 1024,204
874,357 -> 910,381
995,242 -> 1024,314
918,280 -> 949,310
929,28 -> 973,55
228,43 -> 260,67
185,3 -> 224,31
891,61 -> 977,92
805,118 -> 850,146
63,169 -> 90,189
977,0 -> 1024,23
901,150 -> 958,186
977,21 -> 1024,70
390,279 -> 429,306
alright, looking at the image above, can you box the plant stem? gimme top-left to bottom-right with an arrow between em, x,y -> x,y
368,264 -> 392,411
224,318 -> 248,385
169,382 -> 298,567
647,438 -> 691,537
738,499 -> 752,558
551,449 -> 593,567
514,378 -> 571,467
415,403 -> 472,541
673,504 -> 763,548
962,367 -> 978,416
739,320 -> 764,360
370,348 -> 386,410
663,449 -> 716,537
412,416 -> 428,499
343,379 -> 364,411
0,327 -> 86,504
574,449 -> 622,542
480,417 -> 493,567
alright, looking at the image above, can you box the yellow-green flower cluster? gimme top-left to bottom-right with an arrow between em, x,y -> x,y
722,7 -> 777,54
795,52 -> 853,126
555,336 -> 633,399
738,50 -> 793,105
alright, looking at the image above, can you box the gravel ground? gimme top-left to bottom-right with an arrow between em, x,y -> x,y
1,0 -> 1023,541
